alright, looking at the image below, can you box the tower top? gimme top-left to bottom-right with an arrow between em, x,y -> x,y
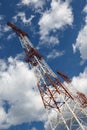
7,22 -> 28,37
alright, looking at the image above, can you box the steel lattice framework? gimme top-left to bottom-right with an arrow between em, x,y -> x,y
7,22 -> 87,130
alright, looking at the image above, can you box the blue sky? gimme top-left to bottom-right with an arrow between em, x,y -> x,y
0,0 -> 87,130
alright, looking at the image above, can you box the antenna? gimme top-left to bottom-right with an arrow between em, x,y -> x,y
7,22 -> 87,130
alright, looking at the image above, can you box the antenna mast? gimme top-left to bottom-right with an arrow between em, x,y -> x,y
7,22 -> 87,130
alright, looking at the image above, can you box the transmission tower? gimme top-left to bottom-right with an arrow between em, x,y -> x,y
7,22 -> 87,130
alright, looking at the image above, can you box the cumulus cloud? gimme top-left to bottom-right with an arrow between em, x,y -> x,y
0,59 -> 7,71
40,35 -> 59,46
83,4 -> 87,13
0,56 -> 62,130
72,5 -> 87,62
0,107 -> 7,126
39,0 -> 73,44
18,0 -> 45,9
13,12 -> 34,25
47,49 -> 64,59
0,56 -> 87,129
0,57 -> 46,129
72,67 -> 87,96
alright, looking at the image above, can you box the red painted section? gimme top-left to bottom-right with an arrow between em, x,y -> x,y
7,22 -> 28,37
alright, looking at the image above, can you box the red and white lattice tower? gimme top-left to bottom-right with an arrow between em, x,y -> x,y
7,22 -> 87,130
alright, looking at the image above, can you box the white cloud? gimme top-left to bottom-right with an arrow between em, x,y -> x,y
0,25 -> 11,38
72,5 -> 87,62
44,119 -> 51,130
72,67 -> 87,96
47,49 -> 64,59
40,35 -> 59,46
3,25 -> 11,32
0,25 -> 11,36
0,107 -> 7,124
0,16 -> 11,38
18,0 -> 45,9
72,25 -> 87,60
0,56 -> 46,129
13,12 -> 34,25
7,33 -> 16,40
39,0 -> 73,44
0,59 -> 7,71
83,4 -> 87,13
31,127 -> 37,130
